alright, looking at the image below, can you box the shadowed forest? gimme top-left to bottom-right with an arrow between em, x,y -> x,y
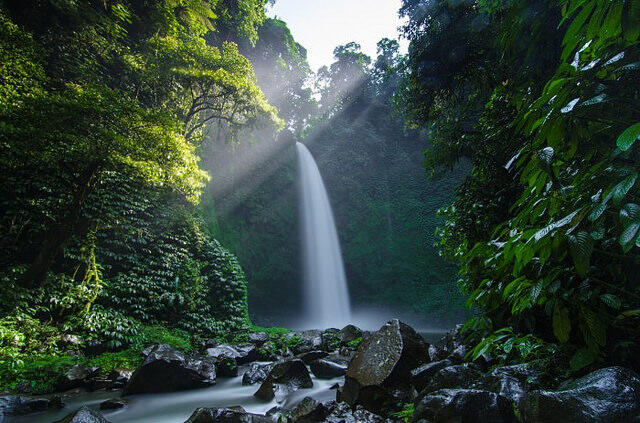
0,0 -> 639,422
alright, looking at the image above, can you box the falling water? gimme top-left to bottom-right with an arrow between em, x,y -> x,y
296,142 -> 351,329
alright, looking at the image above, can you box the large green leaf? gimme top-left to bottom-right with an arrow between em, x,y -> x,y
568,231 -> 593,277
570,347 -> 596,371
612,173 -> 638,205
616,122 -> 640,151
553,303 -> 571,343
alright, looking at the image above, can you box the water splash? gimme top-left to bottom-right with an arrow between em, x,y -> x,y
296,142 -> 351,329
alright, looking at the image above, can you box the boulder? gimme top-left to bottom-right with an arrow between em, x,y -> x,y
107,368 -> 132,389
309,359 -> 347,379
284,397 -> 329,422
124,344 -> 216,395
249,332 -> 269,346
337,325 -> 364,346
481,363 -> 544,407
84,339 -> 107,357
0,395 -> 57,417
254,359 -> 313,402
410,359 -> 452,391
99,398 -> 127,410
242,362 -> 274,385
206,344 -> 258,365
321,329 -> 341,351
412,389 -> 516,423
63,364 -> 100,390
522,366 -> 640,422
325,351 -> 353,366
55,406 -> 111,423
290,331 -> 323,354
340,320 -> 429,413
428,324 -> 465,362
184,407 -> 272,423
323,401 -> 391,423
296,350 -> 328,364
425,364 -> 483,392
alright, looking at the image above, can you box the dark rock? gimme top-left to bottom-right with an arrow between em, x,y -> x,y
309,359 -> 347,379
84,339 -> 107,357
86,379 -> 112,391
63,364 -> 100,390
184,407 -> 272,422
216,357 -> 239,378
55,406 -> 112,423
285,397 -> 329,422
206,344 -> 258,365
428,324 -> 465,362
249,332 -> 269,346
410,359 -> 452,391
296,350 -> 328,364
265,406 -> 283,417
340,319 -> 429,413
481,363 -> 543,407
323,401 -> 391,423
337,325 -> 364,346
426,364 -> 483,392
428,343 -> 449,362
291,330 -> 323,354
412,389 -> 516,423
324,350 -> 354,366
448,344 -> 469,364
522,366 -> 640,423
242,362 -> 274,385
107,369 -> 132,389
201,339 -> 220,349
124,344 -> 216,395
0,395 -> 52,417
321,329 -> 340,351
254,359 -> 313,402
99,398 -> 127,410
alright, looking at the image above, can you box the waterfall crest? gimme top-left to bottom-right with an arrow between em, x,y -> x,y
296,142 -> 351,329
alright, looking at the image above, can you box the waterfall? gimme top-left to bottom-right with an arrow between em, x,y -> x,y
296,142 -> 351,329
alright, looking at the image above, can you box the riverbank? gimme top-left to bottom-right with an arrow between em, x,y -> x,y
2,320 -> 640,422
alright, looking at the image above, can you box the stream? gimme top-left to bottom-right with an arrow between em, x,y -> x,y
9,363 -> 342,423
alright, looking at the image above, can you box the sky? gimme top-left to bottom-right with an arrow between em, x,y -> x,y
268,0 -> 408,72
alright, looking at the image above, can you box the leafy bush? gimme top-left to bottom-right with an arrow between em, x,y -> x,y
87,349 -> 143,375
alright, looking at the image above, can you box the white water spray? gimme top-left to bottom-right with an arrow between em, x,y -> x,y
296,142 -> 351,329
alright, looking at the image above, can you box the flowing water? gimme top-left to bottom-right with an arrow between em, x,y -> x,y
10,365 -> 342,423
296,142 -> 351,329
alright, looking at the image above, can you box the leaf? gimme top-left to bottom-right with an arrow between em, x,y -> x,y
570,347 -> 596,371
617,123 -> 640,151
553,303 -> 571,343
600,294 -> 621,310
568,231 -> 593,277
612,174 -> 638,205
588,202 -> 608,222
620,203 -> 640,224
619,222 -> 639,250
534,210 -> 579,241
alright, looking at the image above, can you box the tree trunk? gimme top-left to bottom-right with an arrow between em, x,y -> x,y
19,165 -> 100,288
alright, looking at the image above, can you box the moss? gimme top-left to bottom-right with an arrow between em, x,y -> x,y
137,325 -> 192,351
87,349 -> 143,375
347,337 -> 363,349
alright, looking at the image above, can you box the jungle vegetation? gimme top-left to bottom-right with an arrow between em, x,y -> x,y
0,0 -> 639,395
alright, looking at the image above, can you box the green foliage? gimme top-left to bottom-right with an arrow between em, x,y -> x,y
346,337 -> 363,350
400,0 -> 640,369
391,403 -> 414,423
468,327 -> 552,364
87,349 -> 143,374
0,354 -> 78,394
